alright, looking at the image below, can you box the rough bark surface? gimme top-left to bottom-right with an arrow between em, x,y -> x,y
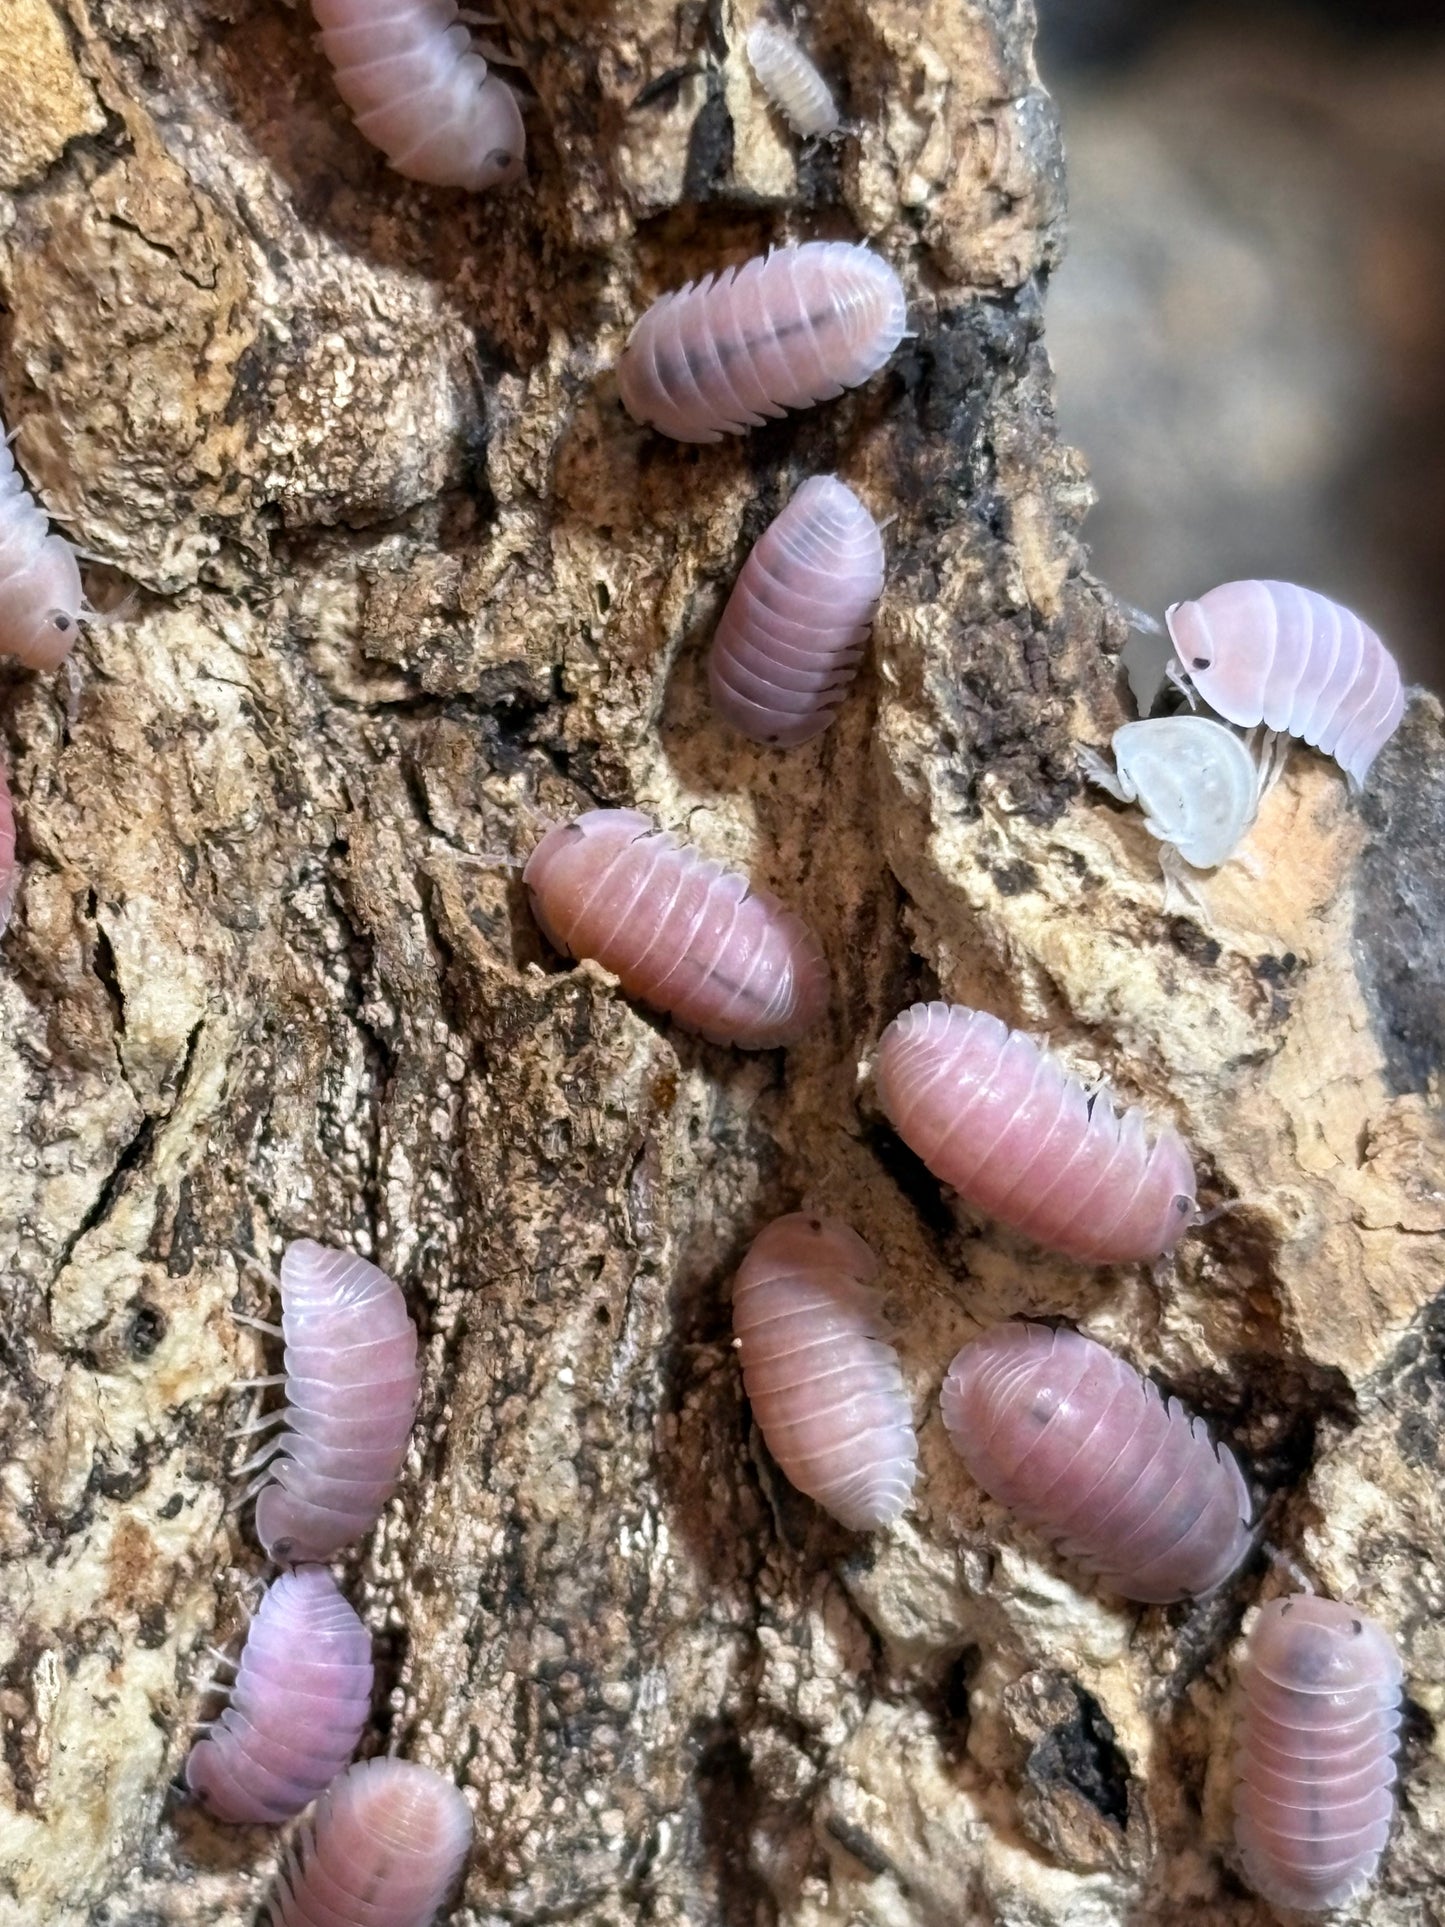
0,3 -> 1442,1926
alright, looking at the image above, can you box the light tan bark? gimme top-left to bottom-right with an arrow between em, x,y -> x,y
1,2 -> 1442,1924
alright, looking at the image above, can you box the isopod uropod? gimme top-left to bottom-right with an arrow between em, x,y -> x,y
941,1322 -> 1253,1603
1233,1594 -> 1402,1912
239,1240 -> 421,1565
710,474 -> 885,748
1079,716 -> 1266,873
185,1566 -> 373,1824
266,1756 -> 474,1927
874,1001 -> 1197,1265
732,1214 -> 917,1530
617,242 -> 906,444
310,0 -> 525,192
0,762 -> 16,935
1165,579 -> 1405,789
745,22 -> 840,138
523,807 -> 830,1049
0,421 -> 86,670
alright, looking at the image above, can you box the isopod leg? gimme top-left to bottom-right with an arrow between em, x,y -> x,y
230,1310 -> 283,1338
1164,660 -> 1199,710
1077,742 -> 1131,803
1159,843 -> 1212,923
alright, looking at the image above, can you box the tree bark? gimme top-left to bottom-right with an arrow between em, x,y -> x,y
1,2 -> 1443,1925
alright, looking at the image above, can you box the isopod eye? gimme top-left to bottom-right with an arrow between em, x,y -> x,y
1192,656 -> 1209,670
1175,1195 -> 1191,1214
51,611 -> 72,633
1352,1618 -> 1364,1635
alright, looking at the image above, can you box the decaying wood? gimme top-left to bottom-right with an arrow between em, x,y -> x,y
1,1 -> 1442,1924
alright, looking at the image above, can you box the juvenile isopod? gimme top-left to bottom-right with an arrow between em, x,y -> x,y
732,1214 -> 917,1529
238,1240 -> 421,1564
941,1322 -> 1252,1603
266,1757 -> 473,1927
523,807 -> 829,1049
0,420 -> 86,670
874,1001 -> 1196,1265
745,22 -> 840,138
709,474 -> 884,747
1166,579 -> 1405,788
0,761 -> 16,934
310,0 -> 525,192
617,242 -> 906,443
1079,716 -> 1272,875
186,1567 -> 373,1824
1233,1594 -> 1402,1911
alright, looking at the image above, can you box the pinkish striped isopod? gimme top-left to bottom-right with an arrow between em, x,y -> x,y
523,807 -> 829,1049
1234,1594 -> 1402,1912
733,1214 -> 917,1529
310,0 -> 525,192
1166,579 -> 1405,788
875,1001 -> 1196,1265
186,1566 -> 373,1824
709,474 -> 884,747
267,1757 -> 473,1927
240,1240 -> 421,1564
617,242 -> 906,444
0,420 -> 86,670
941,1322 -> 1252,1603
0,762 -> 16,935
745,23 -> 840,138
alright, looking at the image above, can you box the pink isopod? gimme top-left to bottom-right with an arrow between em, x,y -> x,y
941,1323 -> 1252,1603
266,1757 -> 474,1927
310,0 -> 525,192
523,807 -> 829,1049
732,1214 -> 917,1530
709,474 -> 885,747
238,1240 -> 421,1564
186,1566 -> 373,1824
0,420 -> 86,671
0,762 -> 16,935
874,1001 -> 1197,1265
1233,1594 -> 1402,1912
617,241 -> 906,443
1166,579 -> 1405,788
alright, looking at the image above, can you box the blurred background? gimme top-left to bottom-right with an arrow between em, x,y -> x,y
1038,0 -> 1445,689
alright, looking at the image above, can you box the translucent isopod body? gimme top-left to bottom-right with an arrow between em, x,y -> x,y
310,0 -> 525,192
1080,716 -> 1262,871
1166,579 -> 1405,788
617,242 -> 906,443
523,807 -> 829,1049
266,1757 -> 473,1927
0,421 -> 85,670
732,1214 -> 917,1529
243,1240 -> 421,1564
874,1001 -> 1197,1264
941,1322 -> 1253,1603
709,474 -> 884,747
1234,1595 -> 1402,1912
745,22 -> 840,137
0,762 -> 16,934
185,1567 -> 373,1824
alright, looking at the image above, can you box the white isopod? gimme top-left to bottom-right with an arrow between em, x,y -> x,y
744,23 -> 840,138
1079,717 -> 1281,895
0,420 -> 88,671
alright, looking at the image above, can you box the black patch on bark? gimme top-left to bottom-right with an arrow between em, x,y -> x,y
1027,1681 -> 1130,1829
683,77 -> 736,201
1354,702 -> 1445,1093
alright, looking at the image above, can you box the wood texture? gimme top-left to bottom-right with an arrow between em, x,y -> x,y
1,2 -> 1442,1925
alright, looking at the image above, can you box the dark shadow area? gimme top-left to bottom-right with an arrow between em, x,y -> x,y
1040,0 -> 1445,693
